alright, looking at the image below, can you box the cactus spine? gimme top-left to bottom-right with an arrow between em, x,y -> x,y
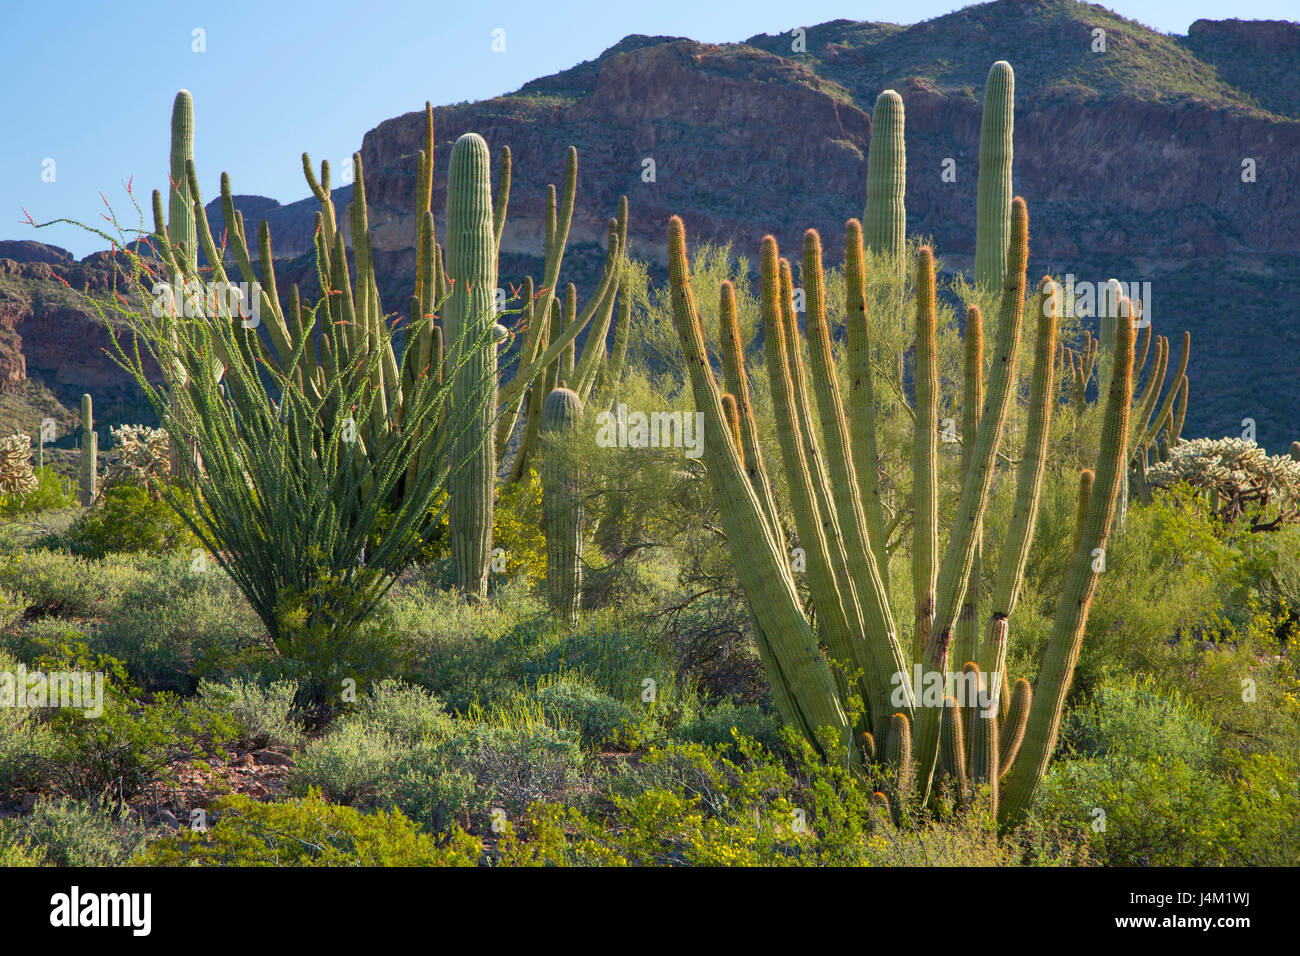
542,387 -> 584,622
79,394 -> 96,507
975,62 -> 1014,291
444,133 -> 499,599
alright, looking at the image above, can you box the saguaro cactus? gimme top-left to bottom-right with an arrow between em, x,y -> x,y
542,387 -> 585,622
444,133 -> 499,599
168,91 -> 197,270
863,90 -> 906,262
974,61 -> 1014,291
79,393 -> 96,507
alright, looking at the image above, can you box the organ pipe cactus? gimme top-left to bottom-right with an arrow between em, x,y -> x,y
668,65 -> 1137,821
542,386 -> 585,621
79,394 -> 96,507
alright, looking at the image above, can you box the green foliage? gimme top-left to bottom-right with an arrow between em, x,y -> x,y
269,564 -> 410,715
0,466 -> 76,517
290,679 -> 582,833
1032,675 -> 1300,865
0,797 -> 145,867
533,677 -> 652,750
196,677 -> 303,750
131,790 -> 481,866
68,483 -> 199,559
375,469 -> 547,588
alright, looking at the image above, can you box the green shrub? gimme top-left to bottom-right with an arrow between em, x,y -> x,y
0,648 -> 61,792
68,483 -> 199,559
0,797 -> 146,866
1032,676 -> 1224,865
131,790 -> 481,866
290,680 -> 582,834
0,466 -> 76,517
533,677 -> 652,749
197,678 -> 303,750
269,567 -> 411,718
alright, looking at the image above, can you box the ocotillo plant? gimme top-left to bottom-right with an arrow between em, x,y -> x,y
542,386 -> 585,621
145,92 -> 628,597
79,393 -> 96,507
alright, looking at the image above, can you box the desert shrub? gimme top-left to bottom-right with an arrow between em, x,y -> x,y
498,730 -> 1084,867
21,637 -> 239,801
0,796 -> 146,866
91,554 -> 269,693
533,677 -> 652,749
0,586 -> 25,630
68,483 -> 199,559
290,680 -> 581,834
0,648 -> 61,792
0,550 -> 142,620
1032,676 -> 1225,865
0,838 -> 46,866
131,790 -> 481,866
0,465 -> 76,517
679,700 -> 783,755
197,678 -> 303,750
268,567 -> 412,719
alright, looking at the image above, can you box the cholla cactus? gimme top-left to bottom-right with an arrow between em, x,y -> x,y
1148,437 -> 1300,531
108,424 -> 173,489
0,434 -> 38,498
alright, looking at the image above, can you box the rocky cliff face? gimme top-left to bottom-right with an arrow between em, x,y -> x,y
4,0 -> 1299,446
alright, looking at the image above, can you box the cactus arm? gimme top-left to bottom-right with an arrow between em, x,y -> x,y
913,198 -> 1030,802
542,386 -> 583,622
998,677 -> 1032,776
443,132 -> 499,599
668,216 -> 852,758
844,219 -> 890,591
1137,331 -> 1190,449
954,305 -> 985,668
1000,302 -> 1136,829
167,90 -> 197,273
494,146 -> 511,255
941,695 -> 970,807
718,280 -> 784,553
863,90 -> 906,262
79,393 -> 97,507
802,229 -> 910,724
912,247 -> 940,663
977,278 -> 1059,686
767,249 -> 863,712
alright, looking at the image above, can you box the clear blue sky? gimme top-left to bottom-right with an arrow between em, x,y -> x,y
4,0 -> 1293,257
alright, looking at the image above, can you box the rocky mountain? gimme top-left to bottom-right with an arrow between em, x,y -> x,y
3,0 -> 1298,448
